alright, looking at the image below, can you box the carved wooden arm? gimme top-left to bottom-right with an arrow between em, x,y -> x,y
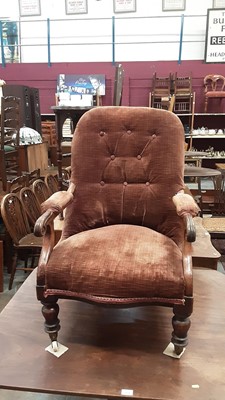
34,184 -> 75,284
172,191 -> 200,296
172,191 -> 200,242
34,183 -> 75,238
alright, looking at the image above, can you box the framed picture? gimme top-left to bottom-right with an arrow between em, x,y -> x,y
162,0 -> 186,11
213,0 -> 225,8
205,8 -> 225,63
65,0 -> 88,14
114,0 -> 136,13
19,0 -> 41,16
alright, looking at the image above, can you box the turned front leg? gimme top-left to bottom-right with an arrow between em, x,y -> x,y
41,299 -> 60,344
172,297 -> 193,355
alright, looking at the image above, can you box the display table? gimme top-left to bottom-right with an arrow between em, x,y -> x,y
0,268 -> 225,399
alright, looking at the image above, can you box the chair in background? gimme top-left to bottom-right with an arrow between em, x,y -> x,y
150,73 -> 173,110
6,175 -> 27,194
0,96 -> 21,191
173,73 -> 193,113
45,173 -> 59,195
34,106 -> 200,355
204,74 -> 225,112
23,168 -> 41,187
0,174 -> 27,274
113,63 -> 124,106
61,168 -> 71,189
32,179 -> 50,206
20,187 -> 41,229
1,193 -> 43,290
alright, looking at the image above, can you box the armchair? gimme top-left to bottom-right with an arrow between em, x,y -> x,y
34,107 -> 200,355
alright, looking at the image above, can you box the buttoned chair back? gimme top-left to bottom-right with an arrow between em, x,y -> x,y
34,106 -> 200,355
64,106 -> 184,245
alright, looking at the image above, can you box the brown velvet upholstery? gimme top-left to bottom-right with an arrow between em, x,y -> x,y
34,106 -> 200,355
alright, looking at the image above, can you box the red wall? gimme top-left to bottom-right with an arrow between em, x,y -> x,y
1,60 -> 225,114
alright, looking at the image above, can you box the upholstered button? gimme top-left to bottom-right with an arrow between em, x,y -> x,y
99,131 -> 105,136
100,181 -> 105,186
123,182 -> 128,186
146,182 -> 150,186
137,155 -> 142,160
111,155 -> 115,160
152,134 -> 156,139
127,130 -> 132,135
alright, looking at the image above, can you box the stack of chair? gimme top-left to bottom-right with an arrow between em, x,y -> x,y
0,96 -> 21,191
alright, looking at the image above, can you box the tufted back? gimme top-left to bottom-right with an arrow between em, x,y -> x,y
63,106 -> 185,246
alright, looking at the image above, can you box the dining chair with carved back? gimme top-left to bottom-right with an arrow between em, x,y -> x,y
1,192 -> 43,290
44,173 -> 59,195
20,187 -> 42,230
32,179 -> 50,206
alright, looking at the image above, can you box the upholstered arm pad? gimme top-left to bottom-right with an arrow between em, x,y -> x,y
173,191 -> 200,243
41,190 -> 74,214
34,183 -> 75,238
172,191 -> 200,217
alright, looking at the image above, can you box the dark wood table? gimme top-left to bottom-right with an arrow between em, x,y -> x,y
184,165 -> 222,178
0,268 -> 225,399
51,106 -> 94,190
184,165 -> 222,214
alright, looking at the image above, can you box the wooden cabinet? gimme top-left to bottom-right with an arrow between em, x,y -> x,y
18,142 -> 48,172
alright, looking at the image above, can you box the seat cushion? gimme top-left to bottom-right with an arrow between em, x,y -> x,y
206,91 -> 225,98
40,224 -> 185,304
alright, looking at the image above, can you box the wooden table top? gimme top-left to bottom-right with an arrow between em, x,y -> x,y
0,268 -> 225,399
184,165 -> 222,177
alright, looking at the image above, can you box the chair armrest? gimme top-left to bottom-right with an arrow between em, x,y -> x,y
173,191 -> 200,243
41,183 -> 75,214
184,214 -> 196,242
172,192 -> 199,295
172,191 -> 200,218
34,184 -> 75,283
34,183 -> 75,237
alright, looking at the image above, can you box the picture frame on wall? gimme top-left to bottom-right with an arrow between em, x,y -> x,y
65,0 -> 88,15
213,0 -> 225,8
19,0 -> 41,16
162,0 -> 186,11
114,0 -> 136,13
